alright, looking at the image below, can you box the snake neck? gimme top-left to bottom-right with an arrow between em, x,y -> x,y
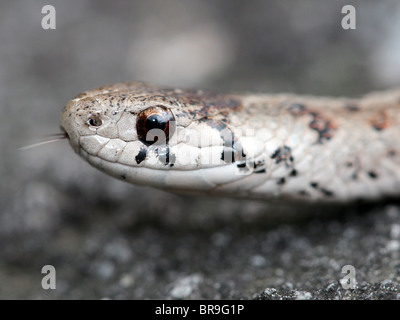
206,88 -> 400,201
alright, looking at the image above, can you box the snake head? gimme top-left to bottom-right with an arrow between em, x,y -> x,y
60,82 -> 180,164
60,82 -> 260,193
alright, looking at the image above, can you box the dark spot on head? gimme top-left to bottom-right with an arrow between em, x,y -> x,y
236,162 -> 246,168
253,160 -> 265,169
232,141 -> 246,161
298,190 -> 309,196
271,146 -> 293,166
309,115 -> 337,144
310,182 -> 318,188
221,147 -> 235,163
220,143 -> 246,163
201,119 -> 245,164
367,171 -> 378,179
289,169 -> 297,177
254,168 -> 266,174
388,150 -> 396,157
277,177 -> 286,185
271,148 -> 280,159
135,145 -> 147,164
288,104 -> 336,144
320,188 -> 334,197
346,162 -> 353,167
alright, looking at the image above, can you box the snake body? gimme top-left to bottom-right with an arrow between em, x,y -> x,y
60,82 -> 400,202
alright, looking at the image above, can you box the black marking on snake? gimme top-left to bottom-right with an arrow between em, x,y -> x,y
309,112 -> 336,143
320,188 -> 334,197
253,160 -> 267,173
221,148 -> 235,163
236,162 -> 246,168
197,117 -> 246,164
233,141 -> 246,160
271,146 -> 294,167
156,145 -> 176,165
135,145 -> 147,164
298,190 -> 310,196
368,171 -> 378,179
287,103 -> 336,144
221,141 -> 246,163
290,169 -> 297,177
277,177 -> 286,185
310,181 -> 334,197
236,159 -> 267,173
120,173 -> 127,180
254,160 -> 265,169
198,118 -> 233,162
254,168 -> 266,174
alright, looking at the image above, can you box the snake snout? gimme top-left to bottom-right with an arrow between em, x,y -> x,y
59,99 -> 82,153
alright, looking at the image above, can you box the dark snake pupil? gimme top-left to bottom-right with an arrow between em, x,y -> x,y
146,114 -> 166,132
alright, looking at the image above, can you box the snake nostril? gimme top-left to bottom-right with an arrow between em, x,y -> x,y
87,115 -> 103,127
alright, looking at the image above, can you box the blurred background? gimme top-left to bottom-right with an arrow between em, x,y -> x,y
1,0 -> 400,299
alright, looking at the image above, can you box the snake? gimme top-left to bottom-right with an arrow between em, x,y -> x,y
59,82 -> 400,202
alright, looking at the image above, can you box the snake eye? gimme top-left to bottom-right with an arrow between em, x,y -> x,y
87,114 -> 103,127
136,106 -> 175,145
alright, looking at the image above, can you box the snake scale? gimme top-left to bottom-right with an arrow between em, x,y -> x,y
60,82 -> 400,202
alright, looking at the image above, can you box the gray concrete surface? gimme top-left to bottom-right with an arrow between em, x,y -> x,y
1,0 -> 400,299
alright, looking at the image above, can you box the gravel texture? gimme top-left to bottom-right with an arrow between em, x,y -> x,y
1,0 -> 399,299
